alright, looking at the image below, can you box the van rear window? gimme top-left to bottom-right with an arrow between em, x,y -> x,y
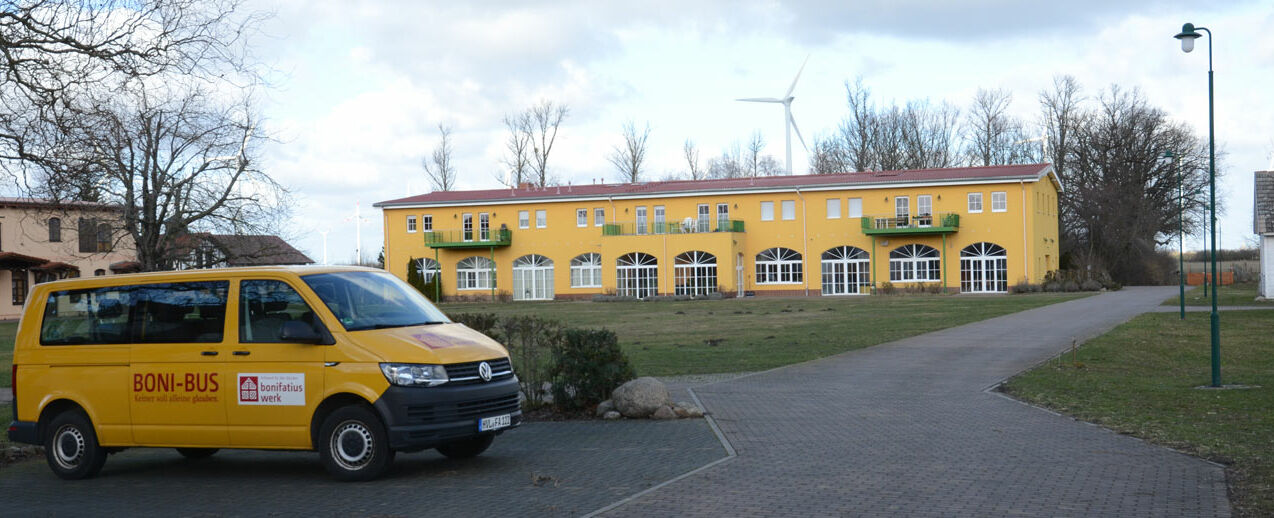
40,281 -> 229,345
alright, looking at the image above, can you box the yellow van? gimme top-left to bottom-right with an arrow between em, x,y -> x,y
6,266 -> 521,481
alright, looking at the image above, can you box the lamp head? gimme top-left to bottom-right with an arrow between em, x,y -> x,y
1174,23 -> 1202,53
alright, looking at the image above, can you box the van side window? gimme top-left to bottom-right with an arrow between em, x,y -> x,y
239,280 -> 322,343
39,281 -> 229,345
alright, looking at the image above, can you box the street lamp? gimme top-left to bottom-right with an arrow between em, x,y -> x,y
1174,22 -> 1221,387
1163,150 -> 1185,320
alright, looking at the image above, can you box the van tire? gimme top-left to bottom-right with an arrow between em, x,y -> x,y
44,410 -> 107,480
175,448 -> 219,460
436,435 -> 494,459
318,406 -> 392,481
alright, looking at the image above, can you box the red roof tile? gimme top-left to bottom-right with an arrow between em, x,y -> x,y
375,164 -> 1054,207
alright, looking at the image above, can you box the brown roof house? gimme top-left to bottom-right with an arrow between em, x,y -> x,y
1255,171 -> 1274,299
0,197 -> 137,319
171,233 -> 313,270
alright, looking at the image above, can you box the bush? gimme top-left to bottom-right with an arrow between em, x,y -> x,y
1011,283 -> 1040,294
452,313 -> 561,408
1043,281 -> 1062,292
880,282 -> 896,295
550,328 -> 635,411
1080,279 -> 1103,291
450,312 -> 498,335
1062,280 -> 1080,292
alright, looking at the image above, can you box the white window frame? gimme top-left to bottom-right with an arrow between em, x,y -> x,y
781,200 -> 796,221
760,201 -> 774,221
917,195 -> 932,216
616,252 -> 658,298
535,209 -> 547,228
462,213 -> 473,242
889,244 -> 941,283
512,254 -> 554,301
826,198 -> 841,219
848,198 -> 863,218
696,204 -> 710,232
716,203 -> 730,229
406,215 -> 417,233
577,208 -> 588,227
479,213 -> 490,241
755,247 -> 803,284
635,206 -> 648,234
820,246 -> 870,295
960,242 -> 1008,293
895,196 -> 910,219
422,214 -> 433,232
518,210 -> 530,229
413,257 -> 440,282
991,191 -> 1007,212
967,192 -> 983,213
594,208 -> 605,227
655,205 -> 666,232
456,256 -> 496,290
674,251 -> 718,296
570,253 -> 602,288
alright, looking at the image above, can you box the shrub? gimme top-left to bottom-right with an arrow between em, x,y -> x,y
451,313 -> 561,408
1080,279 -> 1102,291
1062,280 -> 1080,292
880,282 -> 896,295
450,312 -> 499,335
1011,282 -> 1039,294
550,328 -> 635,411
1043,281 -> 1062,292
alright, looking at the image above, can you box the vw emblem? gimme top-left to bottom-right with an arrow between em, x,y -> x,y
478,361 -> 493,382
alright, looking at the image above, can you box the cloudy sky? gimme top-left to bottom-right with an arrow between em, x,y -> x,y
248,0 -> 1273,264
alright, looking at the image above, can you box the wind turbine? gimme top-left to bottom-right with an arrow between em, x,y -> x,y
737,55 -> 810,175
344,202 -> 368,264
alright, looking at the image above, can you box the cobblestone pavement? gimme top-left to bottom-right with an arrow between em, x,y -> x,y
0,420 -> 724,517
606,287 -> 1231,517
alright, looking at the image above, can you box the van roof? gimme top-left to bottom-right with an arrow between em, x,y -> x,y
34,265 -> 383,290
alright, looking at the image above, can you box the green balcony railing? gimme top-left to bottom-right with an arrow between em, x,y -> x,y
423,228 -> 512,248
602,218 -> 745,236
860,212 -> 959,236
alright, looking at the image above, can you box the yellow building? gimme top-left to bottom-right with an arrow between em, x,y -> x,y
375,164 -> 1061,300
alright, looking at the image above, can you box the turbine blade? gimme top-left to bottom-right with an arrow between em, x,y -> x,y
785,54 -> 810,99
737,97 -> 783,103
789,113 -> 808,152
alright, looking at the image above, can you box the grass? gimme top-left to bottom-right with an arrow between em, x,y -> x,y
442,292 -> 1089,377
1002,310 -> 1274,518
1163,283 -> 1272,307
0,321 -> 14,387
0,406 -> 9,446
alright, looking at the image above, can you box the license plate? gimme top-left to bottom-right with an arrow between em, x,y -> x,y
478,414 -> 511,431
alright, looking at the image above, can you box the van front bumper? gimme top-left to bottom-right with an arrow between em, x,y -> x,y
372,375 -> 522,451
7,420 -> 39,445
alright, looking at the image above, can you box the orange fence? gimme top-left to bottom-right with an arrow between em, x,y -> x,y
1186,272 -> 1234,286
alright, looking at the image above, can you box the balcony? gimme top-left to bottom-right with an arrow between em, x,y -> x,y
860,212 -> 959,236
602,219 -> 745,236
423,228 -> 512,249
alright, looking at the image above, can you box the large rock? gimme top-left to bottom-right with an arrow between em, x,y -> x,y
651,406 -> 678,420
673,401 -> 704,418
595,399 -> 615,417
611,377 -> 670,418
602,410 -> 621,420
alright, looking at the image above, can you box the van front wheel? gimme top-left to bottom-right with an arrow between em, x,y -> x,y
318,406 -> 392,481
45,410 -> 107,480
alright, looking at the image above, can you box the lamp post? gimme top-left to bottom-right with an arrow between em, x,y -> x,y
1174,22 -> 1221,387
1163,150 -> 1185,319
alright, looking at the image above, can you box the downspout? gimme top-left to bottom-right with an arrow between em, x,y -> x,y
490,245 -> 496,301
434,247 -> 441,302
1020,180 -> 1030,283
870,237 -> 876,293
663,233 -> 669,297
942,233 -> 948,293
797,188 -> 809,296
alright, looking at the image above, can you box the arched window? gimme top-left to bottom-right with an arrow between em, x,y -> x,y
94,269 -> 106,276
960,242 -> 1008,293
821,246 -> 870,295
456,256 -> 495,290
48,217 -> 61,242
616,252 -> 658,298
889,244 -> 941,282
674,251 -> 717,296
570,253 -> 602,288
756,247 -> 802,284
413,257 -> 440,282
512,254 -> 554,300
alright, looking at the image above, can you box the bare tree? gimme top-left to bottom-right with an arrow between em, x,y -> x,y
706,142 -> 745,179
528,99 -> 568,187
607,120 -> 649,183
1040,75 -> 1083,178
499,111 -> 532,187
963,88 -> 1033,166
825,78 -> 959,173
421,124 -> 455,192
809,135 -> 849,174
683,138 -> 703,180
746,131 -> 765,177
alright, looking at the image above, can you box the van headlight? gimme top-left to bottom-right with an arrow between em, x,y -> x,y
380,363 -> 449,387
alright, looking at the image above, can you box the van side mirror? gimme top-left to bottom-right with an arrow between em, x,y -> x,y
280,321 -> 324,344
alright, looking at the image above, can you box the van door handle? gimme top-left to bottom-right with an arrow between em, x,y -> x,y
201,351 -> 218,356
233,351 -> 251,356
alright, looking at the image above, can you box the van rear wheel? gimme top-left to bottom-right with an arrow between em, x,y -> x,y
318,406 -> 393,481
436,435 -> 494,459
175,448 -> 219,460
44,410 -> 107,480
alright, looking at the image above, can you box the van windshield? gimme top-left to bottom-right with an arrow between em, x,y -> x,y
301,271 -> 450,331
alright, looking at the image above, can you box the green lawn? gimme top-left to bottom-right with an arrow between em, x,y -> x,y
0,406 -> 10,446
1002,310 -> 1274,518
0,321 -> 14,387
1163,283 -> 1272,307
442,293 -> 1089,377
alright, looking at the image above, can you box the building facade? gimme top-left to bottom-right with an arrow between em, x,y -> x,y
375,164 -> 1061,300
1255,170 -> 1273,298
0,198 -> 137,319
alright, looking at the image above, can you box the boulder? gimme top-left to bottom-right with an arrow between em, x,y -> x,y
673,401 -> 703,418
602,410 -> 621,420
612,377 -> 670,418
651,406 -> 678,420
595,399 -> 615,417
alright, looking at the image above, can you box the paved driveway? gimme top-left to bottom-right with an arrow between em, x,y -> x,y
604,287 -> 1230,517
